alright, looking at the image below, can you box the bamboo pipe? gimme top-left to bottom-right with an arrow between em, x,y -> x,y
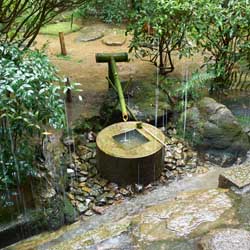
96,52 -> 129,63
109,57 -> 128,121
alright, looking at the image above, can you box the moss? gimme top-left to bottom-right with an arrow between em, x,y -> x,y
63,197 -> 77,224
40,22 -> 80,35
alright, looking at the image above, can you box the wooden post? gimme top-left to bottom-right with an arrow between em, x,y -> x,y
59,32 -> 67,56
65,77 -> 72,103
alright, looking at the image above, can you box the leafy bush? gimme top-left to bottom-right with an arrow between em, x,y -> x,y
127,0 -> 195,75
0,44 -> 65,190
74,0 -> 131,24
192,0 -> 250,89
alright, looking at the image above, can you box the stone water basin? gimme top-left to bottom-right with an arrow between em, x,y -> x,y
96,121 -> 165,185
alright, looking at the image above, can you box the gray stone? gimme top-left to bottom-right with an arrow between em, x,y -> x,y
219,164 -> 250,192
77,27 -> 104,42
79,176 -> 87,182
102,34 -> 126,46
132,189 -> 234,242
67,168 -> 75,177
198,228 -> 250,250
181,97 -> 250,166
76,203 -> 88,214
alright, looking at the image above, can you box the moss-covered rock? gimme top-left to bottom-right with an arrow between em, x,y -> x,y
179,97 -> 250,166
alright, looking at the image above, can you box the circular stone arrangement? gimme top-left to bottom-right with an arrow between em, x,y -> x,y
96,122 -> 165,185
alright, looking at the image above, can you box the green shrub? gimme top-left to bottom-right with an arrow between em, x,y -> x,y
0,43 -> 65,190
75,0 -> 131,24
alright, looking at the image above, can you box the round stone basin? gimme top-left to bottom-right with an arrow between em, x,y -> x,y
96,122 -> 165,185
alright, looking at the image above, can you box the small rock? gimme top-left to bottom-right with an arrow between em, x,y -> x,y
176,159 -> 185,167
76,203 -> 88,214
80,170 -> 88,176
134,184 -> 144,193
114,193 -> 123,201
81,186 -> 91,194
75,195 -> 85,202
67,193 -> 74,200
107,182 -> 119,192
80,152 -> 92,161
92,205 -> 105,215
79,176 -> 87,182
84,210 -> 94,216
67,168 -> 75,177
87,131 -> 96,142
96,197 -> 107,206
119,188 -> 130,196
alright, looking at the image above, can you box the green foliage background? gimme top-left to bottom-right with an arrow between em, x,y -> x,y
0,44 -> 65,190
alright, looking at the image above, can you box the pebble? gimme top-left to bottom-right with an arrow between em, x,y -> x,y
76,203 -> 88,214
134,184 -> 144,193
64,130 -> 203,218
67,168 -> 75,177
92,205 -> 105,215
79,177 -> 87,182
84,210 -> 94,216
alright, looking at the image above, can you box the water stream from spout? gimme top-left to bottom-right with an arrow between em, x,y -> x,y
183,65 -> 189,139
154,38 -> 160,127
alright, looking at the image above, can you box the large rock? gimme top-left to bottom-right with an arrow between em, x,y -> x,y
132,189 -> 235,244
198,228 -> 250,250
181,97 -> 250,166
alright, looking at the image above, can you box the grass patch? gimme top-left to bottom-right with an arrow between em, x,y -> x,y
237,115 -> 250,128
40,22 -> 80,35
55,54 -> 72,60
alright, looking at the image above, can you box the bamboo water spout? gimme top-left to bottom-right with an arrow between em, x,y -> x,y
96,52 -> 129,122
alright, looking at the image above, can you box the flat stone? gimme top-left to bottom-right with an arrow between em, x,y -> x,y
132,189 -> 234,242
102,34 -> 126,46
77,27 -> 104,42
198,228 -> 250,250
219,165 -> 250,189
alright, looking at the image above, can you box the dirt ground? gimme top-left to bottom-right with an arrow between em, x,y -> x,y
34,20 -> 202,124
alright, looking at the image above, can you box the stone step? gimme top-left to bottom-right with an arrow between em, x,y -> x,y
218,165 -> 250,191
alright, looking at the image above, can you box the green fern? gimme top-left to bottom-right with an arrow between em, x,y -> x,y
177,71 -> 216,100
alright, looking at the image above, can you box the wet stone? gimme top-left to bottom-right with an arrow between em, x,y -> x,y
102,34 -> 126,46
219,164 -> 250,191
80,170 -> 88,176
132,189 -> 234,242
80,152 -> 92,161
198,228 -> 250,250
67,168 -> 75,177
79,177 -> 87,182
77,27 -> 104,42
84,210 -> 94,216
76,203 -> 88,214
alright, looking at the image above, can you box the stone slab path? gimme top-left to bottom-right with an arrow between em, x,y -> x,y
219,164 -> 250,189
6,167 -> 230,250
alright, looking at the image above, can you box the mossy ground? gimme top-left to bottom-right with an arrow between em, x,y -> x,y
40,22 -> 81,35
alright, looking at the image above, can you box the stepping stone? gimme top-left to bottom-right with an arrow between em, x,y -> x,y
218,165 -> 250,191
102,34 -> 126,46
198,228 -> 250,250
77,27 -> 104,42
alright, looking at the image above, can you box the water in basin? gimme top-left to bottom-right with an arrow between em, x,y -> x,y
113,129 -> 149,150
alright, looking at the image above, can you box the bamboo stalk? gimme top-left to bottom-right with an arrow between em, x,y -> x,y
110,57 -> 128,121
96,52 -> 128,63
